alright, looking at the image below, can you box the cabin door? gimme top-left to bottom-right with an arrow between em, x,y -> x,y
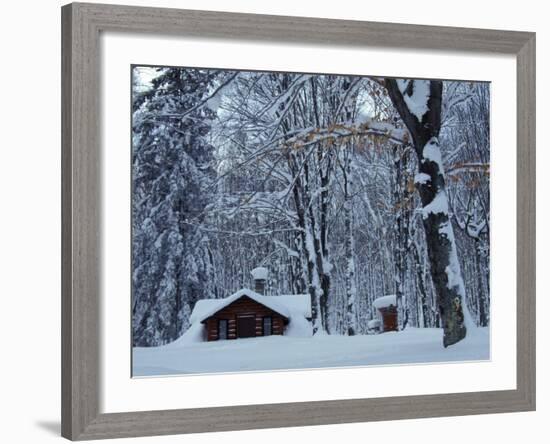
237,315 -> 256,338
383,311 -> 398,332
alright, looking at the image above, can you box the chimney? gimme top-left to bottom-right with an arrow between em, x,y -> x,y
251,267 -> 268,295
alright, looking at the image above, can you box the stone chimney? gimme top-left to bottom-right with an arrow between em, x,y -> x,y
251,267 -> 268,295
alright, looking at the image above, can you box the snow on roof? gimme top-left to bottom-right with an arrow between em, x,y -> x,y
189,289 -> 311,324
251,267 -> 268,280
274,294 -> 311,318
373,294 -> 397,310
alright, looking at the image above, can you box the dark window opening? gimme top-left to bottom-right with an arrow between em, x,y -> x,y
218,319 -> 228,340
263,316 -> 272,336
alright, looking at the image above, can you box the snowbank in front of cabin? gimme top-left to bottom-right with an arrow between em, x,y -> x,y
163,322 -> 205,348
133,327 -> 489,376
285,314 -> 312,337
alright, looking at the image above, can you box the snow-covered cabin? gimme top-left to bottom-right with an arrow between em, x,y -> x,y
188,268 -> 312,342
373,294 -> 398,332
190,289 -> 311,341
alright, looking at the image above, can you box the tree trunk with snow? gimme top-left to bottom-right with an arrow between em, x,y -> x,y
385,79 -> 469,347
410,233 -> 430,327
287,149 -> 325,334
341,144 -> 357,335
391,143 -> 413,330
474,239 -> 488,327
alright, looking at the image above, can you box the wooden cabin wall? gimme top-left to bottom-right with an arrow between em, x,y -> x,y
379,307 -> 398,332
205,296 -> 287,341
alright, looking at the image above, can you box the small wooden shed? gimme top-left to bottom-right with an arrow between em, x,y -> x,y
373,295 -> 398,332
189,289 -> 311,341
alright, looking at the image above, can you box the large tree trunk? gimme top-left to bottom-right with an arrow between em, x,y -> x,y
384,79 -> 470,347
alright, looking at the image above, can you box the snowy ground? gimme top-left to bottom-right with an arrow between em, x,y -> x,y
133,327 -> 490,377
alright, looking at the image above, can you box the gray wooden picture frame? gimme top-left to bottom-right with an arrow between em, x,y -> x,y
61,2 -> 536,440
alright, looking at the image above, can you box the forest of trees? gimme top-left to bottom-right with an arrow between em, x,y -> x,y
131,66 -> 490,349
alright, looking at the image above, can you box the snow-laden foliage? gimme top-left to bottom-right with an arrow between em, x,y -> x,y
132,68 -> 225,346
441,82 -> 490,327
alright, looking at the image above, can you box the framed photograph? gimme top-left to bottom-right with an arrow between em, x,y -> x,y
61,2 -> 535,440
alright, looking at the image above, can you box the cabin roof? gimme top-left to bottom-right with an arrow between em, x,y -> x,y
190,288 -> 311,324
373,294 -> 397,310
